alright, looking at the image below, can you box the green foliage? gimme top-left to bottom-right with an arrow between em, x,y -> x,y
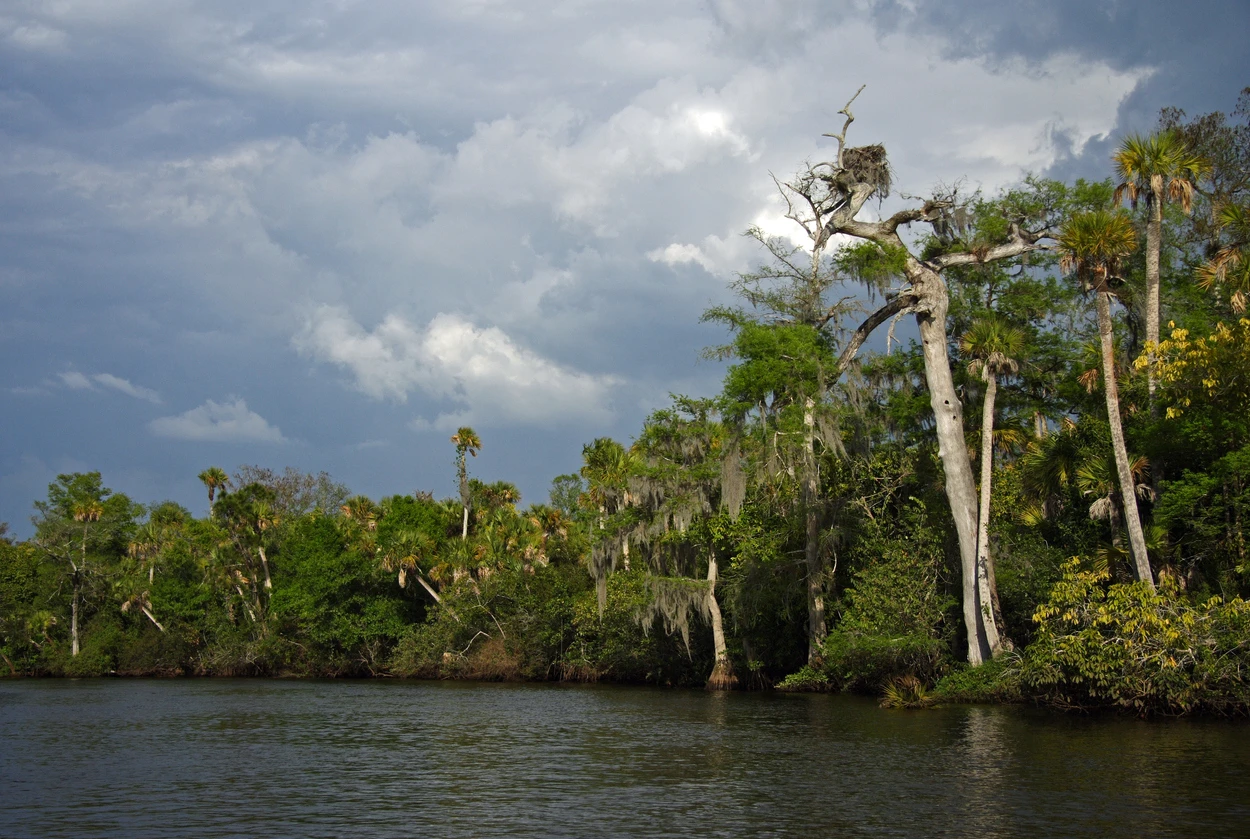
775,665 -> 830,692
269,515 -> 414,675
820,499 -> 955,690
879,674 -> 933,709
932,655 -> 1023,704
1022,561 -> 1250,715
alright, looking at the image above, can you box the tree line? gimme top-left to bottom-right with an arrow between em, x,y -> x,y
3,89 -> 1250,715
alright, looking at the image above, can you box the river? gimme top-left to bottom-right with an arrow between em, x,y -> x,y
1,679 -> 1247,837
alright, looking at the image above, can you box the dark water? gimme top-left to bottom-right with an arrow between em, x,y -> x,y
1,680 -> 1248,838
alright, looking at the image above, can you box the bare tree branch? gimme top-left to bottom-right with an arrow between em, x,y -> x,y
824,84 -> 866,170
836,293 -> 915,375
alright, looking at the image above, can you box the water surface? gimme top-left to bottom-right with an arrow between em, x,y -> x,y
1,679 -> 1247,837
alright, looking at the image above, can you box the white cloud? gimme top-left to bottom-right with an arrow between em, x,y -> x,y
54,371 -> 161,402
92,373 -> 162,403
149,397 -> 286,442
58,371 -> 94,390
294,305 -> 618,429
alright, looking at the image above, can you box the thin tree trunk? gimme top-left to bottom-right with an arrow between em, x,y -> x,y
71,574 -> 80,657
1096,290 -> 1155,587
141,606 -> 165,633
416,574 -> 443,604
976,372 -> 1005,656
461,506 -> 469,540
913,273 -> 995,665
258,546 -> 273,590
1145,196 -> 1162,409
705,551 -> 737,690
802,397 -> 827,664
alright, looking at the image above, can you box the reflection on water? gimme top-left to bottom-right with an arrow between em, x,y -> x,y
1,680 -> 1248,838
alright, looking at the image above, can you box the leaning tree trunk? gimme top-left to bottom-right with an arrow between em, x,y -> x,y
976,370 -> 1006,655
705,551 -> 737,691
802,397 -> 827,664
911,264 -> 998,665
1096,291 -> 1155,587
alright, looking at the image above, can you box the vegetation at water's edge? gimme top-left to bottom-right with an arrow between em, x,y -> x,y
4,90 -> 1250,717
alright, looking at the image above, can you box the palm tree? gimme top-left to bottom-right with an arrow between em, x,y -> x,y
1197,201 -> 1250,313
380,528 -> 444,604
1059,210 -> 1154,588
1113,130 -> 1210,402
450,427 -> 481,540
1076,450 -> 1153,577
960,316 -> 1025,655
69,500 -> 103,657
198,467 -> 230,512
340,495 -> 380,531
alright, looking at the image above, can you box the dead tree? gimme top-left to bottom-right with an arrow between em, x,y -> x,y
782,87 -> 1058,664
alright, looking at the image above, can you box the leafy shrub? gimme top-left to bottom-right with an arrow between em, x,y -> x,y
775,665 -> 830,692
1021,560 -> 1250,715
821,499 -> 954,690
932,654 -> 1023,704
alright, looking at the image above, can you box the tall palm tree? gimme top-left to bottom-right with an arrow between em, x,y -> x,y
450,427 -> 481,540
1059,210 -> 1155,588
69,500 -> 103,657
198,467 -> 230,512
960,316 -> 1025,655
1197,201 -> 1250,313
1113,130 -> 1210,403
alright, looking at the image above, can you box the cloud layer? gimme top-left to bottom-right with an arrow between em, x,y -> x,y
1,0 -> 1244,534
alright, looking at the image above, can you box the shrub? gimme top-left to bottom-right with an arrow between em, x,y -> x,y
775,665 -> 830,692
1021,560 -> 1250,715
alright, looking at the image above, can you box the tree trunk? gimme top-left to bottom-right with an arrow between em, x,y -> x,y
705,551 -> 737,690
416,574 -> 443,604
1096,290 -> 1155,587
911,266 -> 997,665
802,397 -> 827,664
1145,195 -> 1162,408
461,506 -> 469,540
71,573 -> 80,657
258,546 -> 273,590
141,606 -> 165,633
976,372 -> 1005,655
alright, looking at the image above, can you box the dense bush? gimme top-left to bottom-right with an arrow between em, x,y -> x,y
816,500 -> 955,691
1021,561 -> 1250,715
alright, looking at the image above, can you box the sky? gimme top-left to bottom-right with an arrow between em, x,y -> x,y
2,0 -> 1247,535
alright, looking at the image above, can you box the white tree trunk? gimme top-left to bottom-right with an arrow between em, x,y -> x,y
258,546 -> 273,590
461,506 -> 469,540
71,577 -> 80,657
1096,291 -> 1155,587
911,265 -> 998,665
976,371 -> 1003,656
802,397 -> 827,664
141,606 -> 165,633
705,552 -> 737,690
